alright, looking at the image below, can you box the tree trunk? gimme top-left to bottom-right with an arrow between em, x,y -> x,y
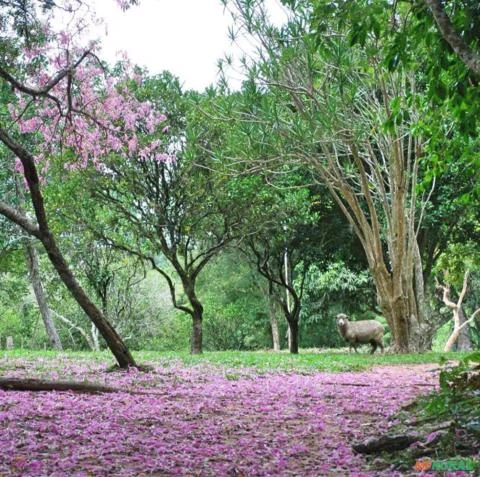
269,300 -> 281,352
190,306 -> 203,354
438,271 -> 474,352
90,323 -> 101,352
25,240 -> 63,350
425,0 -> 480,77
180,275 -> 204,355
288,319 -> 299,354
456,308 -> 472,351
40,232 -> 136,366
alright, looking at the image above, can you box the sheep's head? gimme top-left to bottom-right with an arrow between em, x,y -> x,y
336,313 -> 349,328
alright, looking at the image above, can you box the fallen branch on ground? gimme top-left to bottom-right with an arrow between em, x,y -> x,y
0,378 -> 122,394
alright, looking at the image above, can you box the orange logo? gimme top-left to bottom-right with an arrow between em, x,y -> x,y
414,458 -> 432,471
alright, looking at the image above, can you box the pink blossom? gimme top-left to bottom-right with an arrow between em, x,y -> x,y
8,6 -> 170,179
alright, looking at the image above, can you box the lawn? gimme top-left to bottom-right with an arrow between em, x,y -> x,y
1,348 -> 468,373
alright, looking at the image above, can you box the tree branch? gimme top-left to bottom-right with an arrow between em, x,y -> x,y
0,201 -> 41,239
425,0 -> 480,76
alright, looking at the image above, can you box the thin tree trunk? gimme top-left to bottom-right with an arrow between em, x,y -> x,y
51,310 -> 96,351
25,239 -> 63,350
437,271 -> 474,352
268,295 -> 281,351
17,174 -> 62,350
270,317 -> 280,351
287,326 -> 292,351
90,323 -> 101,352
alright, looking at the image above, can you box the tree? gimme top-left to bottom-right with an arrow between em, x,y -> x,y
436,271 -> 478,352
71,75 -> 250,354
0,1 -> 168,366
222,0 -> 435,351
434,242 -> 480,351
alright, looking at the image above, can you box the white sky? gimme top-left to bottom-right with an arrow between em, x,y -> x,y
92,0 -> 287,91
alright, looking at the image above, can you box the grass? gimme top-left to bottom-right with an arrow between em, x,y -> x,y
0,348 -> 472,373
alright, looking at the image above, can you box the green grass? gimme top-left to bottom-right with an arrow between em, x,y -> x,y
1,348 -> 471,373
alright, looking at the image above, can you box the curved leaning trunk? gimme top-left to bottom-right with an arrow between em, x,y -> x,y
0,130 -> 137,368
40,232 -> 136,367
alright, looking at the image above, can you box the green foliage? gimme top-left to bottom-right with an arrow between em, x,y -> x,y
300,261 -> 377,347
199,252 -> 272,350
310,0 -> 480,199
0,271 -> 39,347
434,242 -> 480,286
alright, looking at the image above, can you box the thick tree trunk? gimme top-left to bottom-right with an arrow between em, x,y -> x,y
25,241 -> 63,350
190,306 -> 203,354
456,308 -> 472,351
374,270 -> 425,353
180,275 -> 204,355
288,319 -> 299,354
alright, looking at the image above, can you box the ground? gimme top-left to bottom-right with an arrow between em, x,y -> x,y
0,351 -> 450,476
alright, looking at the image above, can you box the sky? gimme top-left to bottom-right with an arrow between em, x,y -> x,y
92,0 -> 287,91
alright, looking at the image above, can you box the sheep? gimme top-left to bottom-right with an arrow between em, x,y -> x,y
336,313 -> 385,354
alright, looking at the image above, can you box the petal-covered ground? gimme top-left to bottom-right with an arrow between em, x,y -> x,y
0,356 -> 439,476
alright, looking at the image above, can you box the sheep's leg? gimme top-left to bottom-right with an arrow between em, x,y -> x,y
370,340 -> 377,354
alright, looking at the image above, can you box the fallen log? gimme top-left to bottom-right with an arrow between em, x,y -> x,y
0,378 -> 121,394
352,432 -> 419,454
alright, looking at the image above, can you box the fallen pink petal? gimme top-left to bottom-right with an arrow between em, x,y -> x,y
0,357 -> 439,476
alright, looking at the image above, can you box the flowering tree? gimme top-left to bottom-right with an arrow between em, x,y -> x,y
0,1 -> 167,367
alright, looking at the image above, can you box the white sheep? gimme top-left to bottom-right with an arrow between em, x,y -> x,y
336,313 -> 385,354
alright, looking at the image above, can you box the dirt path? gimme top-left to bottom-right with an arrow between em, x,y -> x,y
0,358 -> 440,476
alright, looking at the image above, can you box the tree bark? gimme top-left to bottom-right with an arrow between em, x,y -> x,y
268,294 -> 281,351
456,308 -> 472,351
25,240 -> 63,350
288,318 -> 299,354
181,277 -> 204,355
0,378 -> 120,394
190,306 -> 203,354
